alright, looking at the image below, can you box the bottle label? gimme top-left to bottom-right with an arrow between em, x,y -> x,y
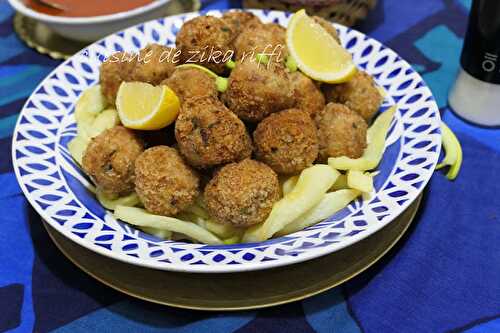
461,0 -> 500,84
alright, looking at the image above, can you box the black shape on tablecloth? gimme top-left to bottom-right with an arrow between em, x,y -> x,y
27,207 -> 123,332
0,283 -> 24,332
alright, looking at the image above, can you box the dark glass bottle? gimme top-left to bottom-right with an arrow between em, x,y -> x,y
461,0 -> 500,84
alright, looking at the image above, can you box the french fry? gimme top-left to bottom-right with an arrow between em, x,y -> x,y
67,135 -> 89,166
347,170 -> 374,193
282,175 -> 299,196
181,207 -> 243,239
185,202 -> 210,220
74,85 -> 108,138
114,206 -> 223,245
195,216 -> 242,239
140,227 -> 172,240
242,165 -> 340,243
329,105 -> 396,171
96,190 -> 141,211
277,189 -> 361,236
69,88 -> 120,166
87,109 -> 120,139
330,173 -> 348,191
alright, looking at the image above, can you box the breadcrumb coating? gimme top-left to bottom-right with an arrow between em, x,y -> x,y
175,97 -> 253,168
315,103 -> 368,161
135,146 -> 200,216
291,71 -> 326,117
162,67 -> 218,103
254,109 -> 319,175
99,52 -> 137,105
323,71 -> 383,123
223,58 -> 295,122
176,16 -> 235,75
131,44 -> 177,85
204,159 -> 280,227
82,126 -> 144,197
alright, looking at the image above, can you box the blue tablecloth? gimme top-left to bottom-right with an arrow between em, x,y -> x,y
1,0 -> 500,332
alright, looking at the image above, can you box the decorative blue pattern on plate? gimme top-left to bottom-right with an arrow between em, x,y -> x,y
12,10 -> 441,273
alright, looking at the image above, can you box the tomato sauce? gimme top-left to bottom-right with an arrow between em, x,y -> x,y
24,0 -> 155,17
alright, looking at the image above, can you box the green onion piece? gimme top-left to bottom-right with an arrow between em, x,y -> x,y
226,60 -> 236,70
216,77 -> 229,93
255,53 -> 270,65
436,122 -> 463,180
286,56 -> 298,72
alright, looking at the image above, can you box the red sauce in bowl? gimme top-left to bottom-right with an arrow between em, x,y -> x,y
24,0 -> 156,17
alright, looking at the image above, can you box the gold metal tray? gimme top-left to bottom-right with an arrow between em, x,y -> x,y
13,0 -> 201,60
43,194 -> 421,311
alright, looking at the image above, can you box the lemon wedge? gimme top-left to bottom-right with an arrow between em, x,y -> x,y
116,82 -> 180,130
286,9 -> 357,83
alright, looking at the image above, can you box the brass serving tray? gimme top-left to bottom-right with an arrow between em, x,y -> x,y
43,194 -> 421,311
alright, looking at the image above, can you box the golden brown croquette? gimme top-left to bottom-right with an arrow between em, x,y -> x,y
315,103 -> 368,161
221,10 -> 263,37
99,52 -> 137,105
82,126 -> 144,198
175,97 -> 253,168
322,71 -> 383,123
204,159 -> 280,227
135,146 -> 200,216
130,44 -> 178,85
175,16 -> 235,75
161,67 -> 218,103
290,72 -> 326,117
254,109 -> 319,175
233,23 -> 287,62
222,58 -> 295,122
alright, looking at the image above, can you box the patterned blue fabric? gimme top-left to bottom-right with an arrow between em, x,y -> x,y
1,0 -> 499,332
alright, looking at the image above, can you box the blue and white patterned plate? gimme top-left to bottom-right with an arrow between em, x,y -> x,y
12,10 -> 441,273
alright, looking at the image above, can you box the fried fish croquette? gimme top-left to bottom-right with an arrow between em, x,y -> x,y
175,97 -> 253,168
82,126 -> 144,197
176,15 -> 234,75
161,67 -> 218,102
223,58 -> 295,122
291,72 -> 326,116
131,44 -> 178,85
233,23 -> 287,62
315,103 -> 368,161
221,10 -> 263,37
204,159 -> 280,227
135,146 -> 200,216
100,52 -> 136,105
254,109 -> 319,175
323,71 -> 383,122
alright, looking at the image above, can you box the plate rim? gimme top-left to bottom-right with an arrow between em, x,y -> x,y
12,9 -> 442,273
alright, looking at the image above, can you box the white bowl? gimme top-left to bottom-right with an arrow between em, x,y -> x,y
8,0 -> 173,42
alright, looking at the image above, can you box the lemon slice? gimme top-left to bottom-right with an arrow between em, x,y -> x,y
287,9 -> 357,83
116,82 -> 180,130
